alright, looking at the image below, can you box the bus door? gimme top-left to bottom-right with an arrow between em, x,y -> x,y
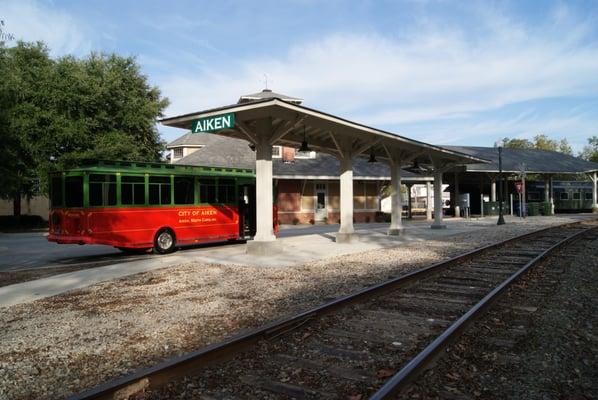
238,184 -> 256,238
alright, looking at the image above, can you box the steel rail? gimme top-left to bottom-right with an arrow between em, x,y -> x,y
67,220 -> 593,400
369,224 -> 597,399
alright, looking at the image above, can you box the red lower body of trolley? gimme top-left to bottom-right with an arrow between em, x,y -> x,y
48,205 -> 278,250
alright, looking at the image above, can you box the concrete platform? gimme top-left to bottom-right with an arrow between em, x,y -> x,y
1,214 -> 595,308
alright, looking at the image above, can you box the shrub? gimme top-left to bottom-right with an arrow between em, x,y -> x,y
365,216 -> 371,223
292,217 -> 299,225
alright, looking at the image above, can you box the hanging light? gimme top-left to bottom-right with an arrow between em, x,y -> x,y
299,125 -> 311,152
368,149 -> 377,163
404,159 -> 427,174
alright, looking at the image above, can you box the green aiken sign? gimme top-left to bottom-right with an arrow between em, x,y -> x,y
191,113 -> 235,133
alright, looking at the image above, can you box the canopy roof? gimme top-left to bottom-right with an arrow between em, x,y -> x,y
172,133 -> 431,181
161,97 -> 488,168
446,146 -> 598,174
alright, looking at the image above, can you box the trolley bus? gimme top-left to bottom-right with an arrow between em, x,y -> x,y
47,161 -> 275,253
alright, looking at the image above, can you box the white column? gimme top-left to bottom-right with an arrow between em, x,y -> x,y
431,169 -> 446,229
336,154 -> 355,242
550,176 -> 555,215
426,181 -> 432,221
592,172 -> 598,213
453,172 -> 460,217
247,119 -> 281,255
544,177 -> 550,202
490,177 -> 496,202
388,157 -> 403,235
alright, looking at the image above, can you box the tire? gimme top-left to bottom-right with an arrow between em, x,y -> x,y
154,228 -> 176,254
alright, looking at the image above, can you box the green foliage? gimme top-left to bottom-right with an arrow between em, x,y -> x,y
498,134 -> 572,155
0,41 -> 169,206
579,136 -> 598,163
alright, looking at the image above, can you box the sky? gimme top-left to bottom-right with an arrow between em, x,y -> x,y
2,0 -> 598,152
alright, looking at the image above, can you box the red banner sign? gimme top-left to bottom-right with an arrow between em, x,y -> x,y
515,182 -> 523,193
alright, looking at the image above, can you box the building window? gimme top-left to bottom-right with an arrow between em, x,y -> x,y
573,192 -> 581,200
272,146 -> 282,158
585,192 -> 593,200
173,148 -> 184,158
560,192 -> 569,200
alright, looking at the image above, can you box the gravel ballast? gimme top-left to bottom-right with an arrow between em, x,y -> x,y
403,222 -> 598,399
0,216 -> 593,399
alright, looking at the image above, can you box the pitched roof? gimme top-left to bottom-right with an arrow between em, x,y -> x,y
238,88 -> 303,104
445,146 -> 598,174
173,134 -> 428,180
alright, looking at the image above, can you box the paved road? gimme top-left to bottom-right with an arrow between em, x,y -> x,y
0,223 -> 394,272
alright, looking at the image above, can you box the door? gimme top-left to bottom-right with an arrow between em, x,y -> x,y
315,183 -> 327,222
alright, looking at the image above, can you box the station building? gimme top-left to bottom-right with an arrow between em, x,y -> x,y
164,89 -> 598,230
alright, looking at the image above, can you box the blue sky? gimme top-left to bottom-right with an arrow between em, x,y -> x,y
2,0 -> 598,151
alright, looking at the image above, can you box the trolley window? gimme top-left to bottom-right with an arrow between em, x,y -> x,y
573,192 -> 581,200
121,176 -> 146,205
199,178 -> 217,203
174,177 -> 194,205
149,176 -> 171,205
65,176 -> 84,207
90,174 -> 117,206
586,192 -> 593,200
50,176 -> 63,207
560,192 -> 569,200
218,178 -> 236,204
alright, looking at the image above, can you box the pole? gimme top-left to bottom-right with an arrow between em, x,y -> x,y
497,147 -> 505,225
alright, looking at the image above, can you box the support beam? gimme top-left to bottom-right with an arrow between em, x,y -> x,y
407,184 -> 413,219
592,172 -> 598,213
431,169 -> 446,229
236,120 -> 258,145
549,176 -> 555,215
387,155 -> 403,235
426,181 -> 432,221
247,119 -> 282,255
336,152 -> 355,242
453,172 -> 460,217
544,177 -> 550,203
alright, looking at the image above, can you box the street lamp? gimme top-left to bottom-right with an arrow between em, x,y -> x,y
497,146 -> 506,225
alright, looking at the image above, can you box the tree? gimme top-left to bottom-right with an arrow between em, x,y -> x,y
0,41 -> 169,216
497,134 -> 573,155
580,136 -> 598,163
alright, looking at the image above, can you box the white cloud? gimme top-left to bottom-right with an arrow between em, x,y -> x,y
1,0 -> 90,55
159,4 -> 598,138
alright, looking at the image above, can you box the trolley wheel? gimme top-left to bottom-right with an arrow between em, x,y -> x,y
154,228 -> 176,254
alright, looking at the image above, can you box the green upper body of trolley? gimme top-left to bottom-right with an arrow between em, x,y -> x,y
49,160 -> 256,209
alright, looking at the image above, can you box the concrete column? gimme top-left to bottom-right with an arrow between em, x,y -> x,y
550,176 -> 555,215
431,169 -> 446,229
247,119 -> 282,255
490,177 -> 497,202
336,154 -> 355,242
453,172 -> 460,217
407,184 -> 413,219
592,172 -> 598,213
544,177 -> 550,202
388,157 -> 403,235
425,181 -> 432,221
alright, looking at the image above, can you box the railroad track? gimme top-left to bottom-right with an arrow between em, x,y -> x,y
69,220 -> 598,400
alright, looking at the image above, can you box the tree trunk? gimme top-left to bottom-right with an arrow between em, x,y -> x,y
13,194 -> 21,217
